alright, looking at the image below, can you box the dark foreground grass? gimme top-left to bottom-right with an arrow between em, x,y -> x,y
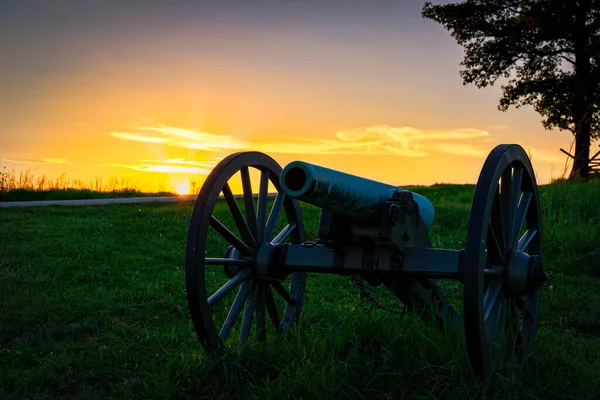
1,180 -> 599,399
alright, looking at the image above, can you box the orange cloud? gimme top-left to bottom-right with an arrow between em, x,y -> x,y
433,143 -> 488,157
110,124 -> 492,158
139,158 -> 222,167
102,158 -> 219,174
111,125 -> 246,151
111,132 -> 167,144
3,158 -> 71,164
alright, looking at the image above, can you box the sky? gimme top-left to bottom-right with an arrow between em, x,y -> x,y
0,0 -> 577,194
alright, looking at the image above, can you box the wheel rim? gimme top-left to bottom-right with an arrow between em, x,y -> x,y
464,144 -> 545,377
185,152 -> 306,351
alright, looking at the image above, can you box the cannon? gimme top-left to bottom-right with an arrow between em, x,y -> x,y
185,144 -> 546,377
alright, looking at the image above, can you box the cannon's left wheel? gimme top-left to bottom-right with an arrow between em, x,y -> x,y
185,152 -> 306,351
464,144 -> 546,377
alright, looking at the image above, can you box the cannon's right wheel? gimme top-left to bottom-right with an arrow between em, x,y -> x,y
185,152 -> 307,352
464,144 -> 546,377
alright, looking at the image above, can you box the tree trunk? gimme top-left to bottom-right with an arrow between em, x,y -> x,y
570,121 -> 591,178
569,3 -> 592,179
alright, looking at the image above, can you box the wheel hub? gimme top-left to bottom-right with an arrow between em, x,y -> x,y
255,242 -> 288,280
504,251 -> 546,297
225,242 -> 288,279
223,245 -> 244,278
527,254 -> 547,290
254,242 -> 274,277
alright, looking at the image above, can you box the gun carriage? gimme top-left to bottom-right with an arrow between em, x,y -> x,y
185,144 -> 547,377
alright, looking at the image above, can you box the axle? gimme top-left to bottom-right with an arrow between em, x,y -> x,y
229,241 -> 547,297
270,243 -> 462,279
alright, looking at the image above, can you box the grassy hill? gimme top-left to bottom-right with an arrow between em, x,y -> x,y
0,180 -> 599,399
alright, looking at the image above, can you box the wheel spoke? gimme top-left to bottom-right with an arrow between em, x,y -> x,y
517,228 -> 537,252
488,188 -> 507,263
499,168 -> 513,244
519,300 -> 536,352
487,221 -> 505,265
219,280 -> 253,340
484,280 -> 503,323
272,282 -> 292,304
501,167 -> 522,246
265,192 -> 285,241
497,298 -> 508,348
508,167 -> 523,245
486,297 -> 505,349
256,170 -> 270,243
208,268 -> 251,308
240,167 -> 259,240
512,191 -> 532,250
272,223 -> 296,244
265,285 -> 281,332
525,295 -> 539,321
240,282 -> 259,345
517,293 -> 539,321
522,308 -> 537,350
506,299 -> 521,331
255,284 -> 267,342
204,258 -> 252,266
210,216 -> 253,255
504,299 -> 520,360
510,167 -> 523,207
222,183 -> 256,247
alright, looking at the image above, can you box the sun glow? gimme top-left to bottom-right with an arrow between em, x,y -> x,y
175,181 -> 190,195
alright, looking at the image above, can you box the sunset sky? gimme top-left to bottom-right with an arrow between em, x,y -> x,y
0,0 -> 577,194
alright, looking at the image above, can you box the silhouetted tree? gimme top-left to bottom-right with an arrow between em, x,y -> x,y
422,0 -> 600,178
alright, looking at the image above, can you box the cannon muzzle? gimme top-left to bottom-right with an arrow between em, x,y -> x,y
279,161 -> 434,229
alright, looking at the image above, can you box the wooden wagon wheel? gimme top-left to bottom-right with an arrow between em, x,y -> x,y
185,152 -> 306,351
463,144 -> 547,377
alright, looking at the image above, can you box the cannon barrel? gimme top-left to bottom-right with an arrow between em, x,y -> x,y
279,161 -> 434,229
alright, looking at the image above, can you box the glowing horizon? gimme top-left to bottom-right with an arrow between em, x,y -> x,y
1,121 -> 571,195
0,1 -> 581,194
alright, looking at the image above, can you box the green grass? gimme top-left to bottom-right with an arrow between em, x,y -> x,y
1,180 -> 599,399
0,166 -> 177,201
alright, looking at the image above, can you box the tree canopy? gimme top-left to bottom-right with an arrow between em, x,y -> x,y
422,0 -> 600,177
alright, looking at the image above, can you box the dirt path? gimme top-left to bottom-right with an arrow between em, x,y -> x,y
0,195 -> 198,208
0,193 -> 277,208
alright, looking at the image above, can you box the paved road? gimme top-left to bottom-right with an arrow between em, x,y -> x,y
0,195 -> 198,208
0,193 -> 278,208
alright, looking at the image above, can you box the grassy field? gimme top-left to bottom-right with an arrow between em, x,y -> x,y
1,180 -> 599,399
0,167 -> 176,201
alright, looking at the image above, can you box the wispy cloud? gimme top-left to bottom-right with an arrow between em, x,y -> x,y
110,124 -> 492,158
112,125 -> 247,151
433,143 -> 488,158
102,158 -> 220,174
104,124 -> 565,177
111,133 -> 167,144
139,158 -> 223,166
484,125 -> 508,130
3,158 -> 71,164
